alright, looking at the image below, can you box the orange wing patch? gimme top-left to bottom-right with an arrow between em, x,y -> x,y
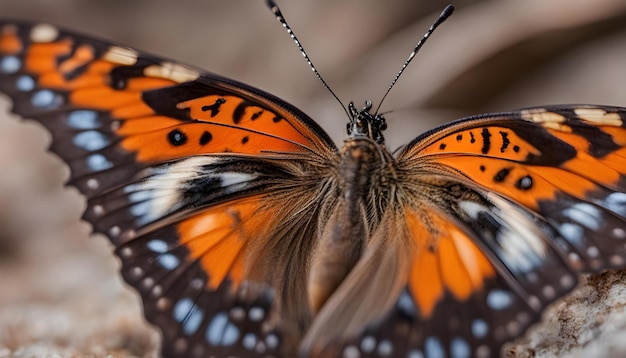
177,196 -> 265,291
178,94 -> 314,150
406,209 -> 495,318
434,156 -> 602,210
0,25 -> 22,54
116,94 -> 315,162
2,23 -> 333,168
408,125 -> 541,161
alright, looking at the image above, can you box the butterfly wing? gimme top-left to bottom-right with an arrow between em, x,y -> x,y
302,106 -> 626,357
401,105 -> 626,269
0,20 -> 339,356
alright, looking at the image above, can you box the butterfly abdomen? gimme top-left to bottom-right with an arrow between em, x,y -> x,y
307,138 -> 391,313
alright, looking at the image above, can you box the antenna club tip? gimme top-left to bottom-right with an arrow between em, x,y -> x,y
442,5 -> 455,18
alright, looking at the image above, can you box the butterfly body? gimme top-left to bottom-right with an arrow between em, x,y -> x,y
1,18 -> 626,358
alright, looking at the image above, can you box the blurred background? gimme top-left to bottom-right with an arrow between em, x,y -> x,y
0,0 -> 625,356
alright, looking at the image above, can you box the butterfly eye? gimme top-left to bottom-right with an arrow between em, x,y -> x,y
375,115 -> 387,131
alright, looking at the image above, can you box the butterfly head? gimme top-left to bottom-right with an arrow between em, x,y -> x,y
347,100 -> 387,144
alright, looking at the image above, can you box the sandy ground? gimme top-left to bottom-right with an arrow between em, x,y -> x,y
0,0 -> 626,356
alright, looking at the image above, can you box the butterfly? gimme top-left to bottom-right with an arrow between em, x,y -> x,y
1,3 -> 625,357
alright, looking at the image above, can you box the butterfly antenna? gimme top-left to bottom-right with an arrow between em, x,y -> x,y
266,0 -> 351,119
374,5 -> 455,115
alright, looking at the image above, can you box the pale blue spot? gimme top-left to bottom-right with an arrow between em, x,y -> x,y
559,223 -> 584,245
563,203 -> 602,230
265,334 -> 278,349
343,346 -> 359,358
86,154 -> 113,171
397,291 -> 416,316
222,322 -> 240,346
605,192 -> 626,216
157,254 -> 179,270
471,319 -> 488,339
67,110 -> 100,129
450,337 -> 470,358
248,307 -> 264,322
130,201 -> 151,218
377,340 -> 393,356
242,333 -> 257,350
31,89 -> 58,107
147,239 -> 168,253
0,56 -> 20,73
206,312 -> 240,346
16,75 -> 35,91
173,298 -> 193,322
360,336 -> 376,353
73,130 -> 109,151
407,349 -> 424,358
424,337 -> 444,358
182,306 -> 204,335
487,289 -> 514,310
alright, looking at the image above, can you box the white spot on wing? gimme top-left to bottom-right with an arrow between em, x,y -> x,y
542,285 -> 556,299
574,108 -> 623,126
520,109 -> 566,123
86,178 -> 99,190
128,190 -> 153,204
458,200 -> 486,220
30,24 -> 59,42
497,229 -> 537,273
586,246 -> 600,258
123,157 -> 257,226
219,172 -> 254,187
142,277 -> 154,288
129,201 -> 151,222
144,61 -> 200,83
486,195 -> 548,274
103,46 -> 138,65
119,247 -> 132,258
